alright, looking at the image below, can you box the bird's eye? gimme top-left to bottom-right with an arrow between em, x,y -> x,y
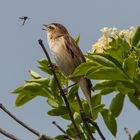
48,25 -> 55,30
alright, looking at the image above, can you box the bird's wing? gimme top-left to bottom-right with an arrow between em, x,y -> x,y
63,35 -> 86,66
63,35 -> 93,88
63,35 -> 93,114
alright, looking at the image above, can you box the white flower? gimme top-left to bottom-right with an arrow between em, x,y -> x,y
100,27 -> 110,34
111,27 -> 118,36
91,26 -> 136,53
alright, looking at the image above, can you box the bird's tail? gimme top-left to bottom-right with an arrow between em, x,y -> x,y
78,77 -> 93,117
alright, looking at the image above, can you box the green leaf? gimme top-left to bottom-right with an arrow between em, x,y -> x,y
133,78 -> 140,93
34,88 -> 53,98
49,76 -> 59,95
66,126 -> 77,138
101,109 -> 117,136
55,135 -> 66,140
69,100 -> 80,113
25,77 -> 50,85
67,85 -> 79,101
23,82 -> 42,92
38,58 -> 52,74
29,70 -> 42,79
87,54 -> 123,70
91,93 -> 101,108
137,41 -> 140,48
87,54 -> 116,67
132,26 -> 140,46
73,112 -> 81,123
86,66 -> 127,80
15,93 -> 35,107
107,37 -> 130,61
49,76 -> 64,105
99,88 -> 115,95
93,104 -> 105,120
85,54 -> 128,80
48,106 -> 68,116
123,56 -> 137,79
11,86 -> 24,94
75,34 -> 80,45
109,93 -> 125,117
23,82 -> 53,98
72,62 -> 98,77
93,80 -> 135,91
133,47 -> 140,56
83,101 -> 91,116
47,98 -> 59,108
132,130 -> 140,140
61,114 -> 70,120
128,93 -> 140,110
93,80 -> 116,90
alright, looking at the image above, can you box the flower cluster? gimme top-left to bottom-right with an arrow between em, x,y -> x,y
92,27 -> 135,53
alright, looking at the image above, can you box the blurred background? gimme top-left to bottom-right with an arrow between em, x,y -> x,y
0,0 -> 140,139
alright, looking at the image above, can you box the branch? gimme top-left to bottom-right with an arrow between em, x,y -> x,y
0,103 -> 40,137
63,83 -> 77,92
38,135 -> 56,140
124,128 -> 131,140
52,121 -> 66,134
38,39 -> 81,140
0,128 -> 21,140
85,116 -> 106,140
74,92 -> 105,140
52,121 -> 72,140
75,92 -> 95,140
0,103 -> 56,140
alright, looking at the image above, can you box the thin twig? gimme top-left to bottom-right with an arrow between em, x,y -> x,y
52,121 -> 66,134
38,134 -> 56,140
63,83 -> 77,92
38,39 -> 81,140
0,103 -> 56,140
80,112 -> 95,140
124,128 -> 131,140
85,117 -> 106,140
67,83 -> 77,89
74,92 -> 105,140
0,128 -> 21,140
52,121 -> 72,140
0,103 -> 40,137
75,92 -> 95,140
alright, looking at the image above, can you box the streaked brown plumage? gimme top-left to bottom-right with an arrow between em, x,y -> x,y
43,23 -> 93,115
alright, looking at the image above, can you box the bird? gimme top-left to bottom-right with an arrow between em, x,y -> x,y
19,16 -> 29,26
42,23 -> 93,116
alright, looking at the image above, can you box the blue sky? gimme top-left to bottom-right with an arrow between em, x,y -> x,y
0,0 -> 140,139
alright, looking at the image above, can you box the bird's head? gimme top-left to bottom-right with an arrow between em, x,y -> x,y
42,23 -> 69,39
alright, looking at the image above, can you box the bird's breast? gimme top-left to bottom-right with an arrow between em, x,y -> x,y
48,39 -> 75,76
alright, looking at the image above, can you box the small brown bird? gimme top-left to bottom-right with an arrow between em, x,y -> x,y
19,16 -> 29,26
43,23 -> 93,115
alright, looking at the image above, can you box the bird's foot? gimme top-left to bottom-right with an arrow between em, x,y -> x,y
48,63 -> 57,70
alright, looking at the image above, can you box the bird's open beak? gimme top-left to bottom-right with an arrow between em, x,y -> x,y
42,24 -> 48,31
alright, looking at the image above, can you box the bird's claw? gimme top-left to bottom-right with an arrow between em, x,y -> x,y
48,63 -> 57,70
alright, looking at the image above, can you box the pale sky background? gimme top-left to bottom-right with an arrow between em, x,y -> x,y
0,0 -> 140,140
